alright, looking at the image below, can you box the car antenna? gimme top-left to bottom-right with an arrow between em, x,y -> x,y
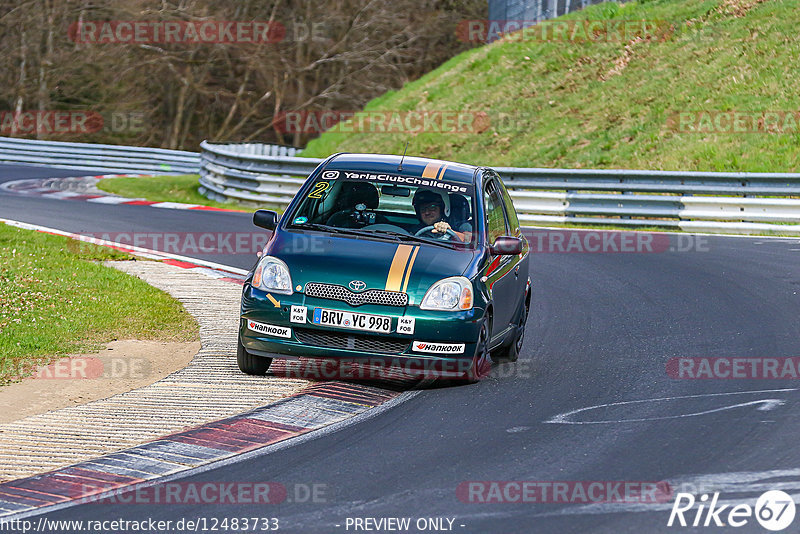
398,141 -> 409,172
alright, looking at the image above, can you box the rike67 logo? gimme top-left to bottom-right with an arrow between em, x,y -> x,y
668,490 -> 796,531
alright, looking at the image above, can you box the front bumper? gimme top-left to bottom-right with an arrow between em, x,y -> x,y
240,284 -> 484,378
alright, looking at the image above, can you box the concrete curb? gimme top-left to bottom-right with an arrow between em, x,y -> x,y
0,382 -> 397,517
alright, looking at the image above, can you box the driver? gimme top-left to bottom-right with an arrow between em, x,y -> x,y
412,189 -> 468,241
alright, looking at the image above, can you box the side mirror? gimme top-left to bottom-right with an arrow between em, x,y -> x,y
490,236 -> 522,256
253,210 -> 278,231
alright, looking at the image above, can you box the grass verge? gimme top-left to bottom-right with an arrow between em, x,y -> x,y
96,174 -> 249,211
0,224 -> 198,385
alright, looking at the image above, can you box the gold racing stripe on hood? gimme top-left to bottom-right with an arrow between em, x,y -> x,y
386,244 -> 414,291
401,246 -> 419,293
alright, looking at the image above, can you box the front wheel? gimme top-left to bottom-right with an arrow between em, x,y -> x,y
460,320 -> 491,383
237,338 -> 272,375
493,300 -> 528,363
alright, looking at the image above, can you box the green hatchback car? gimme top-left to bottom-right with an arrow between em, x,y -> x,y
238,153 -> 530,382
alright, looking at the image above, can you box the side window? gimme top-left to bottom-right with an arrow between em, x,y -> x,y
483,179 -> 509,244
497,178 -> 521,236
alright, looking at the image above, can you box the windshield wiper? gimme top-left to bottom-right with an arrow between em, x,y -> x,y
291,223 -> 367,238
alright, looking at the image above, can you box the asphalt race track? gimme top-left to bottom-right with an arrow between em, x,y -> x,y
0,164 -> 258,271
2,163 -> 800,533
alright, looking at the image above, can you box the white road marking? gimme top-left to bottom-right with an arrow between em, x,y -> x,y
151,202 -> 199,209
544,388 -> 797,424
39,191 -> 84,199
86,196 -> 141,204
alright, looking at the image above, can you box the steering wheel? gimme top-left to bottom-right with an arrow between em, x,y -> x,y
326,207 -> 375,227
325,209 -> 352,226
414,225 -> 464,242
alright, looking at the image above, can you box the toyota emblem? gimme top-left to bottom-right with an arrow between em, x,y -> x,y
349,280 -> 367,291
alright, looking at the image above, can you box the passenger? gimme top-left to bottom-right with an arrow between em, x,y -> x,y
325,182 -> 383,227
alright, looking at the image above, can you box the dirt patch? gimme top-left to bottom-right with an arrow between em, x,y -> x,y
717,0 -> 768,17
601,37 -> 645,81
0,339 -> 199,424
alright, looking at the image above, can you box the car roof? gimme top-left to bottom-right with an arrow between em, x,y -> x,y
324,153 -> 479,184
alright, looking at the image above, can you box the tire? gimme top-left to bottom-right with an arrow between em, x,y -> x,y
461,320 -> 491,383
237,338 -> 272,375
493,299 -> 529,363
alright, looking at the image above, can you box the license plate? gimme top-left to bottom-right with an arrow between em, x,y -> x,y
312,308 -> 391,333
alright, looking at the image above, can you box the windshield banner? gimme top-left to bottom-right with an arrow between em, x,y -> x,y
320,170 -> 471,194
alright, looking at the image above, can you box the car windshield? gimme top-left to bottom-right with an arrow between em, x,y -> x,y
286,169 -> 477,248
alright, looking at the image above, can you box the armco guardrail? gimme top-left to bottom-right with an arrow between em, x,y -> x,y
199,141 -> 315,205
495,168 -> 800,234
0,136 -> 199,174
199,141 -> 800,235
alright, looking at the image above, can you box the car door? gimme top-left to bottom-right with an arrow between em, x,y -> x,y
497,175 -> 529,322
482,176 -> 519,343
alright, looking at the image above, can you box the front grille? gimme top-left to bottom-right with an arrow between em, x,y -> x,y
305,282 -> 408,307
295,328 -> 409,354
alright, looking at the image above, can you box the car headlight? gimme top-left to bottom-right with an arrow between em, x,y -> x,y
252,256 -> 293,295
420,276 -> 473,311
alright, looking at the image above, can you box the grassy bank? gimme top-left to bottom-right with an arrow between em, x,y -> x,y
0,224 -> 198,385
302,0 -> 800,172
